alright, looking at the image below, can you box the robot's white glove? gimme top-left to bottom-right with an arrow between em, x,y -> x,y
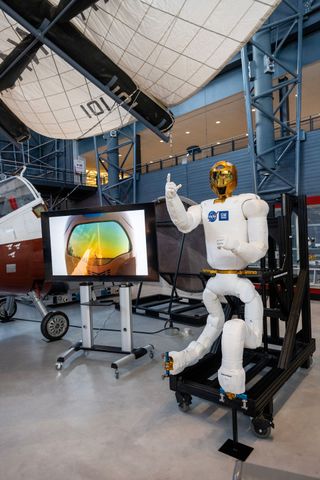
166,173 -> 182,199
217,236 -> 240,252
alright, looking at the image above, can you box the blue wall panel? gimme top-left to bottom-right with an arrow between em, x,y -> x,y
137,129 -> 320,203
301,130 -> 320,195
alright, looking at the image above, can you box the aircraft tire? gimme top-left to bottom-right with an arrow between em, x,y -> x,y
0,298 -> 17,322
41,311 -> 69,341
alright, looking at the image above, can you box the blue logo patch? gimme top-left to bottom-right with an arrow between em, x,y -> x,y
208,211 -> 217,222
219,211 -> 229,221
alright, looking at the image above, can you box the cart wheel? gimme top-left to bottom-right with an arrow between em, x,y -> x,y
301,355 -> 313,369
114,370 -> 119,380
56,362 -> 63,371
251,416 -> 273,439
0,298 -> 17,323
176,392 -> 192,413
179,401 -> 190,413
41,311 -> 69,341
149,350 -> 154,359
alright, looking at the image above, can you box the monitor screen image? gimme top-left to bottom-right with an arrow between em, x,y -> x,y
41,203 -> 159,282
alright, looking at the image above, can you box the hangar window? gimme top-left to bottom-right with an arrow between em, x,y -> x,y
0,177 -> 35,218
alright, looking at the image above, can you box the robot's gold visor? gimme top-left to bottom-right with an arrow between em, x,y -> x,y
67,221 -> 131,265
211,169 -> 234,187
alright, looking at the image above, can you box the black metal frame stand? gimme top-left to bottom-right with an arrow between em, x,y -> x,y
168,195 -> 316,459
134,233 -> 208,326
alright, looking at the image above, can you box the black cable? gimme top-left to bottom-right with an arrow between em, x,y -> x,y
15,317 -> 179,335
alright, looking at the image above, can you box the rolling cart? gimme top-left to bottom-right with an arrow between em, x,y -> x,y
167,194 -> 316,459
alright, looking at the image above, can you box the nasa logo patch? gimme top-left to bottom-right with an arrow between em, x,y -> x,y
208,211 -> 217,222
219,211 -> 229,221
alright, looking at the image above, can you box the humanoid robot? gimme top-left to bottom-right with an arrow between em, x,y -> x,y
165,161 -> 269,394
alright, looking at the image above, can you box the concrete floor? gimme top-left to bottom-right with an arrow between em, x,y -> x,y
0,299 -> 319,480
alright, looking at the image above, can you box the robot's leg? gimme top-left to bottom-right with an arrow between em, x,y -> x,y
218,318 -> 246,394
169,283 -> 224,375
202,283 -> 225,325
218,278 -> 263,394
169,314 -> 224,375
243,290 -> 263,348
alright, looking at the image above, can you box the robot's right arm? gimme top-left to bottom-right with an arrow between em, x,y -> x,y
165,174 -> 202,233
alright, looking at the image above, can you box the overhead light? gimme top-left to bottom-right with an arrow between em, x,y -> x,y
150,161 -> 153,164
216,142 -> 221,145
119,154 -> 122,157
295,94 -> 298,97
251,108 -> 256,112
185,131 -> 190,134
216,120 -> 221,124
160,140 -> 164,143
169,155 -> 173,158
246,133 -> 249,136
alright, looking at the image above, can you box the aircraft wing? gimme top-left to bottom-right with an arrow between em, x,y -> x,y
0,0 -> 280,140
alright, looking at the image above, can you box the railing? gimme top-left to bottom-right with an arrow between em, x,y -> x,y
133,113 -> 320,175
0,156 -> 89,187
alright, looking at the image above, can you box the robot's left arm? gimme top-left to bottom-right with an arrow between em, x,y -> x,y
237,197 -> 269,264
218,197 -> 269,264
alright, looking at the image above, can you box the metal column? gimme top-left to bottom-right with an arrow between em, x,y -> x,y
107,130 -> 120,203
252,28 -> 275,174
80,282 -> 94,349
119,284 -> 133,353
241,0 -> 305,200
96,123 -> 138,204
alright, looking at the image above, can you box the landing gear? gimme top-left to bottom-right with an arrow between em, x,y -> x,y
0,297 -> 17,322
250,415 -> 274,439
176,392 -> 192,413
41,311 -> 69,341
28,290 -> 69,341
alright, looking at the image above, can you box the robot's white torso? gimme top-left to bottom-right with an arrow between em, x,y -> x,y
201,194 -> 256,270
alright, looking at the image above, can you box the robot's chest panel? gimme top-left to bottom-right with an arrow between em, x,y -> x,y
202,199 -> 247,237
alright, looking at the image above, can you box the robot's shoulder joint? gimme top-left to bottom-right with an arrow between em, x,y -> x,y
242,196 -> 269,218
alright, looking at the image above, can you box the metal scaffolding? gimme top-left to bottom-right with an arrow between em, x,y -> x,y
94,123 -> 138,205
0,133 -> 74,183
241,0 -> 305,199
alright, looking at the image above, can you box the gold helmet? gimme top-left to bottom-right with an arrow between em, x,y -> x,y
209,161 -> 237,202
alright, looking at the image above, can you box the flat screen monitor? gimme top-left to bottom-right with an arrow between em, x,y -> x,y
41,203 -> 159,282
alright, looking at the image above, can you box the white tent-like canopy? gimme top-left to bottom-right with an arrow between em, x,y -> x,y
0,0 -> 280,140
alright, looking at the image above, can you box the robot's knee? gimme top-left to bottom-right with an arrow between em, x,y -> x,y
203,287 -> 218,304
223,318 -> 245,339
238,280 -> 256,303
207,313 -> 224,331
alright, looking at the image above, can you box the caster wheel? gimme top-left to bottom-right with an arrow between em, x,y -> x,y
176,392 -> 192,413
251,416 -> 273,438
301,355 -> 313,369
114,370 -> 119,380
41,311 -> 69,341
0,298 -> 17,323
179,401 -> 190,413
149,350 -> 154,359
56,363 -> 63,371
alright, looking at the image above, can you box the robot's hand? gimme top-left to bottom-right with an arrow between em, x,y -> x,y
166,173 -> 182,199
217,236 -> 239,252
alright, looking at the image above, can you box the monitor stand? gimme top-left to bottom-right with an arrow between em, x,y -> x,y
55,283 -> 154,378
